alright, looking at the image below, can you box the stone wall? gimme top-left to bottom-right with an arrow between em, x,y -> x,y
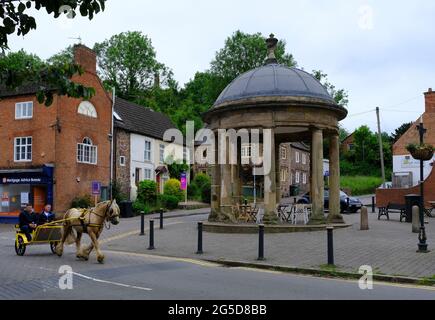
114,128 -> 131,198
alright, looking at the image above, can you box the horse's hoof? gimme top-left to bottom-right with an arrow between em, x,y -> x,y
97,256 -> 105,264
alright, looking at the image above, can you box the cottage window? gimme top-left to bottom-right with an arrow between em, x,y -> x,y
281,147 -> 287,160
160,144 -> 165,163
296,171 -> 300,184
296,152 -> 300,163
144,168 -> 152,180
15,102 -> 33,120
144,140 -> 152,162
14,137 -> 32,162
120,156 -> 126,167
302,153 -> 307,165
303,173 -> 307,185
77,137 -> 97,165
78,101 -> 97,118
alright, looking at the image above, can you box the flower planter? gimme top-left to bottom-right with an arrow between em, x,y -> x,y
410,148 -> 434,161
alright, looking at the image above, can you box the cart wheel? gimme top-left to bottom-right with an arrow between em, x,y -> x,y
15,236 -> 26,256
50,242 -> 58,254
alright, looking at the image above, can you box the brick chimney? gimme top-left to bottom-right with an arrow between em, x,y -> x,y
73,44 -> 97,74
425,88 -> 435,113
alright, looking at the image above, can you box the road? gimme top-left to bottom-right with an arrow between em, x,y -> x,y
1,214 -> 435,300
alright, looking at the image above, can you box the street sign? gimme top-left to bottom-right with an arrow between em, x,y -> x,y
180,173 -> 187,191
92,181 -> 101,195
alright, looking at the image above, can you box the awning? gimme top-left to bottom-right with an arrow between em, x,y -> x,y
155,166 -> 168,174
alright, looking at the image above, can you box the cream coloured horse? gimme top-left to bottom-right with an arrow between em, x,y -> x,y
56,200 -> 120,263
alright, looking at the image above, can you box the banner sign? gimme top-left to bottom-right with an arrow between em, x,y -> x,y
180,173 -> 187,191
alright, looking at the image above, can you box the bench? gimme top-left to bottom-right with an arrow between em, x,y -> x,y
378,203 -> 406,222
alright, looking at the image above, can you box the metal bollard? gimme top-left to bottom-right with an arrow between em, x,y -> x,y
372,196 -> 376,213
327,227 -> 334,265
294,197 -> 297,204
347,197 -> 350,213
196,222 -> 203,254
148,219 -> 155,250
258,224 -> 265,261
139,211 -> 145,236
160,209 -> 164,230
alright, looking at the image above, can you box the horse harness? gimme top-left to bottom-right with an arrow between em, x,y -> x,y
78,203 -> 111,234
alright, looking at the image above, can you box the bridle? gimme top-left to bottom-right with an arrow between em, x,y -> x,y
89,200 -> 119,229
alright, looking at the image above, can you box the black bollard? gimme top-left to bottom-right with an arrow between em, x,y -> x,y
159,209 -> 164,230
148,219 -> 155,250
347,197 -> 350,213
372,196 -> 376,213
140,211 -> 145,236
196,222 -> 203,254
294,197 -> 297,204
258,224 -> 265,261
327,227 -> 334,265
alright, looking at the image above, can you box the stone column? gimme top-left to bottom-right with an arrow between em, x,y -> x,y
263,129 -> 279,224
220,138 -> 236,222
231,141 -> 241,204
209,132 -> 221,222
327,133 -> 344,223
309,128 -> 326,225
275,142 -> 281,205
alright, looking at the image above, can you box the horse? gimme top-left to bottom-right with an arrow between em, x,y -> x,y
56,199 -> 120,264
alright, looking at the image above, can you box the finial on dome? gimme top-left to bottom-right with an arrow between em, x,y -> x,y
265,33 -> 278,65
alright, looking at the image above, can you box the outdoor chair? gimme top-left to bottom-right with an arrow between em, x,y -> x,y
291,204 -> 309,225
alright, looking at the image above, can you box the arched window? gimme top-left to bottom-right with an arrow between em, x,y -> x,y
77,101 -> 97,118
77,137 -> 97,164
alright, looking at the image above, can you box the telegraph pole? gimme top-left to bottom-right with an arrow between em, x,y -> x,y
376,107 -> 386,188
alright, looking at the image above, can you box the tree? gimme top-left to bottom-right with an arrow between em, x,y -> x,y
47,45 -> 74,65
0,0 -> 106,105
210,30 -> 297,84
391,122 -> 413,144
93,31 -> 173,100
312,70 -> 349,107
0,48 -> 95,106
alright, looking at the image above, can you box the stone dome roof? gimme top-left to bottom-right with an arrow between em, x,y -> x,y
213,63 -> 336,107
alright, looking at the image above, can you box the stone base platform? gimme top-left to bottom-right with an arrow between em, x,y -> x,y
203,222 -> 352,234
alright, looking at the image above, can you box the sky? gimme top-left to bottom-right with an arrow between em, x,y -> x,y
6,0 -> 435,134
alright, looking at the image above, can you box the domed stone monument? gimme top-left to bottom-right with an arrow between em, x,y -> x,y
202,34 -> 348,225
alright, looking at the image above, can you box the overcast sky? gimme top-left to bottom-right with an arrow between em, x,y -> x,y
7,0 -> 435,134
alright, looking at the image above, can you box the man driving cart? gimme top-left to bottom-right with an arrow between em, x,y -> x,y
18,204 -> 37,241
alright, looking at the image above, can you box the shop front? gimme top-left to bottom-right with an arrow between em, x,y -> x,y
0,165 -> 54,224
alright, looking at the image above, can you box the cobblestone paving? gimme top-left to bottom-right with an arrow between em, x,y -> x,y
104,211 -> 435,278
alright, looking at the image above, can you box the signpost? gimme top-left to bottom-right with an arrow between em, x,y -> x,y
92,181 -> 101,206
180,172 -> 187,207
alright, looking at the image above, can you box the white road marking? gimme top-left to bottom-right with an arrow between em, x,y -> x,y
34,266 -> 152,292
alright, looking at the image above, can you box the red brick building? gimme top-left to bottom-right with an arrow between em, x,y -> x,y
0,45 -> 112,221
376,89 -> 435,207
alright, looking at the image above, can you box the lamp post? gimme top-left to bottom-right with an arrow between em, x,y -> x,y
417,116 -> 429,253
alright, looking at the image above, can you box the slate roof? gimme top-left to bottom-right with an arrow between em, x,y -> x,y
114,97 -> 177,141
0,83 -> 55,98
213,63 -> 335,107
290,142 -> 310,152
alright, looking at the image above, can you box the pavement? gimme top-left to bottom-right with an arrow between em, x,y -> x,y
3,205 -> 435,299
2,210 -> 435,300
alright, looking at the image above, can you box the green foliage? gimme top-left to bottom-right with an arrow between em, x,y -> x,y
132,200 -> 151,215
312,70 -> 349,107
47,46 -> 74,65
340,176 -> 383,196
406,143 -> 434,153
341,125 -> 392,178
137,180 -> 158,204
71,194 -> 92,209
159,194 -> 179,210
0,1 -> 105,104
187,182 -> 199,200
192,173 -> 211,203
110,180 -> 127,204
391,122 -> 413,144
165,155 -> 189,180
164,179 -> 184,201
94,31 -> 173,100
0,0 -> 106,51
211,30 -> 297,84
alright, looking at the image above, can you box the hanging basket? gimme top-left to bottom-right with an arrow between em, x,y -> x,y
407,144 -> 434,161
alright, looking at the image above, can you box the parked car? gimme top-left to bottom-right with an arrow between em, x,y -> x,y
297,189 -> 363,213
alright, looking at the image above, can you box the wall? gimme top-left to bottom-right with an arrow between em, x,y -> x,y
393,155 -> 434,186
114,128 -> 131,198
